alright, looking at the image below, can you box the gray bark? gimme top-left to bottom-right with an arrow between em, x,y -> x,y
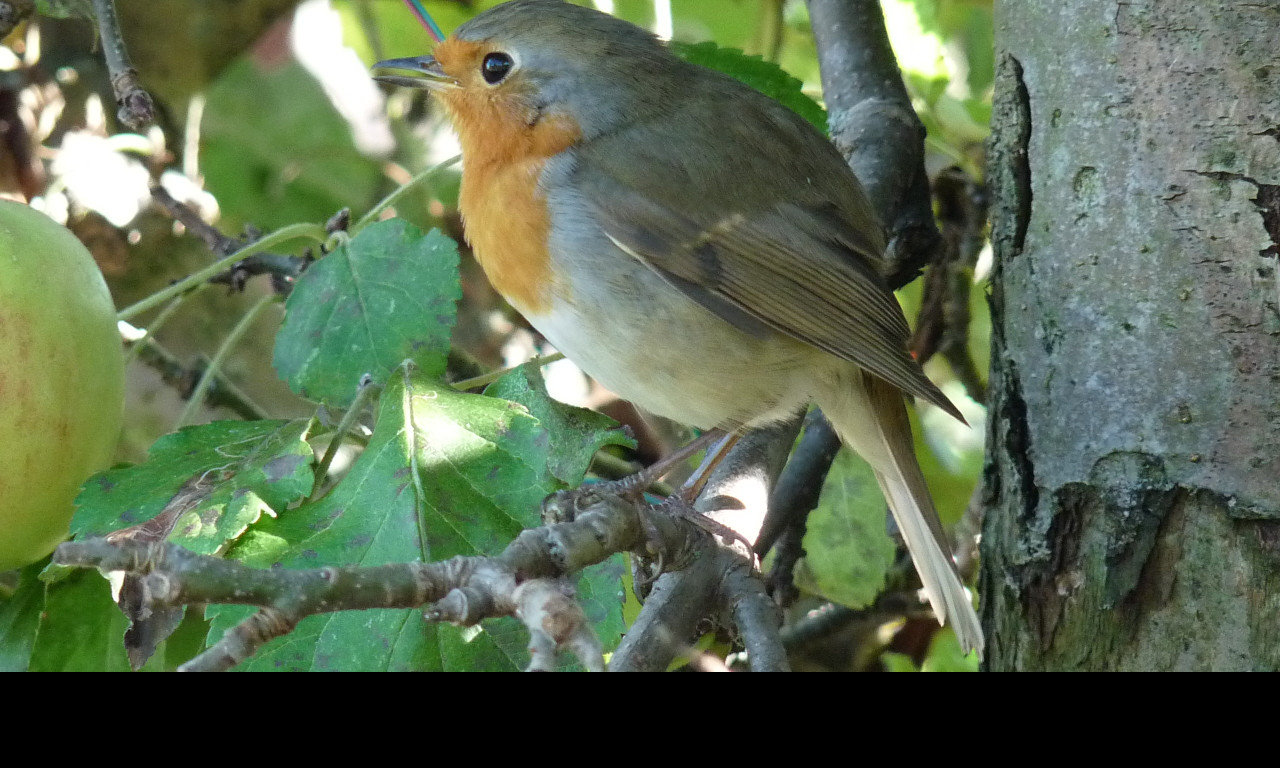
983,0 -> 1280,670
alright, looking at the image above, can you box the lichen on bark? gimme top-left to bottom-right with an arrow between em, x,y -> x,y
983,0 -> 1280,670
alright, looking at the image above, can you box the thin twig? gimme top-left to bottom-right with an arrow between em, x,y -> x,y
55,488 -> 720,671
609,420 -> 800,671
122,283 -> 209,366
757,410 -> 841,606
128,335 -> 268,421
117,222 -> 327,321
151,185 -> 314,294
450,352 -> 564,391
91,0 -> 155,129
174,293 -> 277,427
355,155 -> 461,231
309,374 -> 378,501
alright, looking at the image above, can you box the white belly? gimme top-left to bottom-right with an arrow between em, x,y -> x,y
523,259 -> 817,431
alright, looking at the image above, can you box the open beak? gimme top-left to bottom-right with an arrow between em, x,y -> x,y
373,56 -> 454,90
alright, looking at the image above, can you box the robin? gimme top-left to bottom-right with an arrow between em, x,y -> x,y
375,0 -> 984,657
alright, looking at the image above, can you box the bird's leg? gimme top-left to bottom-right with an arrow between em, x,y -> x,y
677,432 -> 741,502
630,432 -> 748,591
542,429 -> 726,523
615,428 -> 729,499
650,431 -> 759,560
545,429 -> 755,576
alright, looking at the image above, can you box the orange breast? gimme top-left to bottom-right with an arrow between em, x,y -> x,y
459,154 -> 559,315
432,40 -> 582,315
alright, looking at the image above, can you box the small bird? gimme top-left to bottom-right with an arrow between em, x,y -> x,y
375,0 -> 983,657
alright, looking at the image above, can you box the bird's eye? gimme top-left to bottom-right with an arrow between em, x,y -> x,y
481,52 -> 514,84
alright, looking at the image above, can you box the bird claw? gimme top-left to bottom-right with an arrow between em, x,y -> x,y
652,494 -> 757,565
542,487 -> 590,524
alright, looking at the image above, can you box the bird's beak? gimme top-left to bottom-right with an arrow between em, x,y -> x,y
373,56 -> 455,90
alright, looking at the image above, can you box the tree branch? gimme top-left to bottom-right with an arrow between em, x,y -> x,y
805,0 -> 942,289
610,420 -> 799,671
55,484 -> 749,671
91,0 -> 155,130
757,409 -> 841,605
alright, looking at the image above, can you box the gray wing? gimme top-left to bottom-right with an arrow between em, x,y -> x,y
573,99 -> 961,420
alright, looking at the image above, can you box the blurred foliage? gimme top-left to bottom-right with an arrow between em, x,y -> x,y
35,1 -> 91,19
882,0 -> 994,177
0,0 -> 993,672
796,447 -> 897,609
202,59 -> 383,234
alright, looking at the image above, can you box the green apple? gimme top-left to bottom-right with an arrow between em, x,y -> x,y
0,201 -> 124,571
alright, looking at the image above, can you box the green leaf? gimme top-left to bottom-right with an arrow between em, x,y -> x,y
937,0 -> 994,96
0,562 -> 46,672
337,0 -> 511,60
882,652 -> 920,672
274,220 -> 461,408
28,569 -> 167,672
164,609 -> 213,670
671,41 -> 827,132
795,447 -> 896,609
914,394 -> 983,528
571,553 -> 628,664
668,0 -> 766,51
484,363 -> 636,487
35,0 -> 94,19
212,369 -> 626,670
921,626 -> 979,671
934,92 -> 991,144
71,419 -> 315,556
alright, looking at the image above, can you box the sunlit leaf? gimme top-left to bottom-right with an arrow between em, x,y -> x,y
212,369 -> 627,670
71,419 -> 315,556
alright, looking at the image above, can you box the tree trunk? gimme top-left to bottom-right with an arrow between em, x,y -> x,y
983,0 -> 1280,670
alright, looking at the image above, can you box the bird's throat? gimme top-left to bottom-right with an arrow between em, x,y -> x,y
447,102 -> 581,316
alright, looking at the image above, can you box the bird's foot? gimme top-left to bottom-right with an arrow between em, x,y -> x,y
542,429 -> 755,589
651,491 -> 756,563
541,429 -> 731,523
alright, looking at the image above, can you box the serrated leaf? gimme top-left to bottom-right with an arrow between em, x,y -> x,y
484,363 -> 635,486
274,220 -> 460,408
483,366 -> 630,659
796,447 -> 896,609
672,40 -> 827,132
212,369 -> 626,670
71,419 -> 315,555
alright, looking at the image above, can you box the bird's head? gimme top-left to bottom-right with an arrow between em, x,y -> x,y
374,0 -> 687,154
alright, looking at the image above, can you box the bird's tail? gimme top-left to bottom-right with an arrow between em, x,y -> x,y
815,370 -> 985,659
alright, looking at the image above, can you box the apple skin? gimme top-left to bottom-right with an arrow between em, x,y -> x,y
0,201 -> 124,571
